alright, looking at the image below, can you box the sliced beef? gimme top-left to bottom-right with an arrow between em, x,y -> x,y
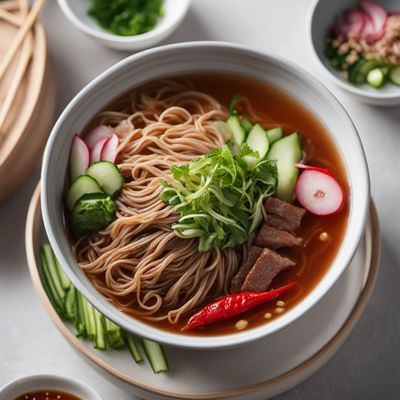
265,213 -> 297,233
264,197 -> 306,232
241,248 -> 295,292
255,225 -> 302,249
230,246 -> 263,293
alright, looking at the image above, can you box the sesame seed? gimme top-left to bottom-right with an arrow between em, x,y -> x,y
235,319 -> 248,330
264,312 -> 272,319
319,232 -> 329,242
276,300 -> 285,307
275,307 -> 285,314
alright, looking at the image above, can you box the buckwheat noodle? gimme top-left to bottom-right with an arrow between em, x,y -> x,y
73,81 -> 239,324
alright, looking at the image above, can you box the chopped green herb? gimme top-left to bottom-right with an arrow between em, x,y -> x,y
161,144 -> 278,252
88,0 -> 163,36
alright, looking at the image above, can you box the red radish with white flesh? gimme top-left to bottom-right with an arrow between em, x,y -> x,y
90,137 -> 108,164
361,0 -> 387,42
84,125 -> 113,149
70,134 -> 89,181
100,134 -> 120,163
295,169 -> 344,216
335,10 -> 365,38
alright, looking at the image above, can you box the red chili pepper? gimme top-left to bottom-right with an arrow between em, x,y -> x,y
184,282 -> 296,331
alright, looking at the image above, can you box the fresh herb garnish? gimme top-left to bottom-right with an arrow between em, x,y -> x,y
161,144 -> 278,252
88,0 -> 163,37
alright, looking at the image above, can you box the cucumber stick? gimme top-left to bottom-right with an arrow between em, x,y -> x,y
246,124 -> 269,159
142,338 -> 169,374
227,115 -> 245,146
66,175 -> 103,210
93,308 -> 106,350
266,132 -> 302,202
40,247 -> 65,315
86,161 -> 124,198
122,331 -> 144,363
65,286 -> 77,323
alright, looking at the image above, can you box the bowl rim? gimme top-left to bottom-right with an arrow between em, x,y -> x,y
308,0 -> 400,100
56,0 -> 191,43
41,41 -> 370,349
0,374 -> 102,400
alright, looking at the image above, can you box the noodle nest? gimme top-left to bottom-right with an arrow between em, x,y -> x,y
74,81 -> 240,324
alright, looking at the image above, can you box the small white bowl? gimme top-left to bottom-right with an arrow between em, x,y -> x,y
0,374 -> 101,400
57,0 -> 191,51
309,0 -> 400,106
41,41 -> 370,350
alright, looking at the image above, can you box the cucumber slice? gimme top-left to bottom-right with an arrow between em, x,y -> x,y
389,66 -> 400,86
227,115 -> 245,146
359,58 -> 381,77
266,127 -> 283,144
266,132 -> 302,202
70,193 -> 117,237
86,161 -> 124,198
246,123 -> 269,158
348,58 -> 367,84
367,68 -> 385,88
212,121 -> 233,141
66,175 -> 103,210
241,117 -> 254,133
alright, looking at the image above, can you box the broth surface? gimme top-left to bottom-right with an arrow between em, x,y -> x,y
15,391 -> 81,400
85,73 -> 349,335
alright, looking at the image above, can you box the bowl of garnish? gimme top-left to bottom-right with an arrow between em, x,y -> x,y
41,41 -> 370,350
0,374 -> 101,400
57,0 -> 191,50
309,0 -> 400,105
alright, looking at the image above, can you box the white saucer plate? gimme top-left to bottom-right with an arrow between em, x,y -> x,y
25,185 -> 380,400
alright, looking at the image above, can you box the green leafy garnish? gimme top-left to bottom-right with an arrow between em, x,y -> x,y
88,0 -> 163,37
161,145 -> 278,252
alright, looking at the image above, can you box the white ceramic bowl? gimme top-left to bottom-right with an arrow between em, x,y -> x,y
41,42 -> 370,350
309,0 -> 400,106
57,0 -> 191,51
0,374 -> 101,400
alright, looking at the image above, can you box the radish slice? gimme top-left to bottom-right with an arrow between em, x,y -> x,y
345,10 -> 366,38
295,169 -> 344,216
84,125 -> 113,149
360,12 -> 378,42
100,134 -> 120,163
90,137 -> 109,164
361,0 -> 387,42
335,10 -> 366,38
70,134 -> 89,181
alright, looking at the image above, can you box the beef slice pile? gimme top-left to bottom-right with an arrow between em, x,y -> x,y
230,197 -> 306,293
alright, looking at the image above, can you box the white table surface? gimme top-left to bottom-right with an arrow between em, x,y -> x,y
1,1 -> 400,399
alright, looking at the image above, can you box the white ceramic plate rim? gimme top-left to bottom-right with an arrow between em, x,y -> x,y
57,0 -> 191,43
41,41 -> 370,349
308,0 -> 400,100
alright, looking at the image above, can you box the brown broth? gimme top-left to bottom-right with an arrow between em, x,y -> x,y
86,73 -> 349,336
15,391 -> 81,400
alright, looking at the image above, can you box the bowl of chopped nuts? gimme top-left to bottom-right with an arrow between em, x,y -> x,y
309,0 -> 400,105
